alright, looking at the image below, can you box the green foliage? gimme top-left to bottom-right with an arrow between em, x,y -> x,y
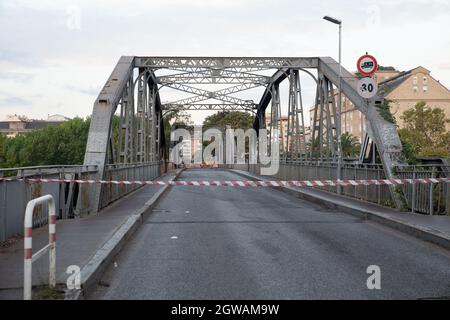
376,99 -> 396,124
163,110 -> 193,146
0,134 -> 7,167
398,101 -> 450,159
340,132 -> 361,157
400,139 -> 418,165
306,133 -> 361,159
0,117 -> 91,168
203,111 -> 253,130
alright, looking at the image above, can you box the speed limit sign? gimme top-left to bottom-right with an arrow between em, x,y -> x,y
357,77 -> 378,99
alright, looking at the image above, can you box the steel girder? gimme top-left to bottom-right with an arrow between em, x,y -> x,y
165,82 -> 260,105
317,57 -> 403,170
163,103 -> 257,112
250,57 -> 404,208
135,57 -> 319,69
285,69 -> 306,160
253,68 -> 288,131
83,56 -> 165,213
158,69 -> 270,85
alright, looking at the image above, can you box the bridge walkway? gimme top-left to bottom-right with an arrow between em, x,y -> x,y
0,169 -> 181,299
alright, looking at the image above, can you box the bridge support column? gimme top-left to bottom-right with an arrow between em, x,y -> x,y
82,57 -> 135,213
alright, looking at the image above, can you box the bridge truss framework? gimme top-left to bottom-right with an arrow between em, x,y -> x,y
84,56 -> 405,211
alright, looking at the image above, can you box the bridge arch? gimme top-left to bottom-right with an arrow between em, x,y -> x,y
84,56 -> 405,212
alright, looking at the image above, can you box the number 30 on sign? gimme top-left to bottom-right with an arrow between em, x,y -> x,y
357,77 -> 378,99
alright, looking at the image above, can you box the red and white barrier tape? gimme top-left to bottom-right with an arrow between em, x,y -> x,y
1,177 -> 449,186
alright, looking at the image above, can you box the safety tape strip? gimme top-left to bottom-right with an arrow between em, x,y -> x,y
0,177 -> 448,186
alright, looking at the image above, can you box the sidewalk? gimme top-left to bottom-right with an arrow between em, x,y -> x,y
231,169 -> 450,250
0,169 -> 182,300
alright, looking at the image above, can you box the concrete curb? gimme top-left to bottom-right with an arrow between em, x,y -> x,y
230,169 -> 450,252
65,169 -> 184,300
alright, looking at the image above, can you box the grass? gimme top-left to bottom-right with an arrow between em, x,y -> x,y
35,285 -> 66,300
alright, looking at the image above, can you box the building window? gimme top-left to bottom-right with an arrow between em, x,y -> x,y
413,76 -> 418,85
423,85 -> 428,92
423,76 -> 427,84
413,86 -> 418,93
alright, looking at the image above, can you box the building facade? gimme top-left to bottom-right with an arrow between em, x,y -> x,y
0,114 -> 71,138
309,66 -> 450,142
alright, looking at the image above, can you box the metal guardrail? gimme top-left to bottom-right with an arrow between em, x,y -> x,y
0,162 -> 165,242
224,162 -> 450,215
395,165 -> 450,215
100,161 -> 161,209
0,165 -> 98,241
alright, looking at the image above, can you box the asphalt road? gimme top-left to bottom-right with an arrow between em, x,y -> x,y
89,168 -> 450,299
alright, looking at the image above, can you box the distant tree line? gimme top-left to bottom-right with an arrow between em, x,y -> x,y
0,117 -> 91,168
0,104 -> 448,169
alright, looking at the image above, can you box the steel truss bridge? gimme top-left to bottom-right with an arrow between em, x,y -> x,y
2,56 -> 449,243
84,56 -> 405,212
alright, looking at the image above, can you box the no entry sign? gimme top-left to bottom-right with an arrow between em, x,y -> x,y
357,54 -> 378,76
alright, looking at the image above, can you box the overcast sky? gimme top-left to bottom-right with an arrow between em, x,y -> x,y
1,0 -> 449,124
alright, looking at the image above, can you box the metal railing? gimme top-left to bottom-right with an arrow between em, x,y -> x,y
395,165 -> 450,215
225,161 -> 450,215
0,165 -> 98,241
1,162 -> 164,242
100,161 -> 161,209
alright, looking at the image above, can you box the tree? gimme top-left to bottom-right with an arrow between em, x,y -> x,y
0,134 -> 7,167
2,117 -> 91,168
202,111 -> 253,130
162,110 -> 193,153
376,99 -> 396,124
340,132 -> 361,157
306,133 -> 361,159
398,101 -> 450,159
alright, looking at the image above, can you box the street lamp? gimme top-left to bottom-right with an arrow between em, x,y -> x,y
323,15 -> 343,194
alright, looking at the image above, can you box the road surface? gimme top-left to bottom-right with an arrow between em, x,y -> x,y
89,168 -> 450,299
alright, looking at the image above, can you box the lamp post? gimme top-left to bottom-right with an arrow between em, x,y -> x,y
323,15 -> 343,194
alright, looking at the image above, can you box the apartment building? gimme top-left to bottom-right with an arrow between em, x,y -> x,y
0,114 -> 71,138
309,66 -> 450,142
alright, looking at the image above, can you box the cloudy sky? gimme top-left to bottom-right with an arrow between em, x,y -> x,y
1,0 -> 449,124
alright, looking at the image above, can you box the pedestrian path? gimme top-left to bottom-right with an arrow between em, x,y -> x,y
0,169 -> 181,299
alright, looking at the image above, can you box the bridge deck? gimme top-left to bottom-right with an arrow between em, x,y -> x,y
89,169 -> 450,299
1,168 -> 450,299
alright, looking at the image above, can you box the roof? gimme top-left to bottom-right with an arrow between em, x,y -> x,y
47,114 -> 70,121
377,69 -> 413,97
377,66 -> 450,98
25,121 -> 64,129
377,66 -> 397,71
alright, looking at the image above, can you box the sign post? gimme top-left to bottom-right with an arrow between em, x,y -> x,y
356,54 -> 378,99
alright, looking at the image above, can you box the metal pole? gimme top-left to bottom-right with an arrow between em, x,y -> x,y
411,171 -> 416,213
336,22 -> 343,194
429,167 -> 434,215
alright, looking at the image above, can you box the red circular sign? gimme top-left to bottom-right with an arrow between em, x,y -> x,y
357,54 -> 378,76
